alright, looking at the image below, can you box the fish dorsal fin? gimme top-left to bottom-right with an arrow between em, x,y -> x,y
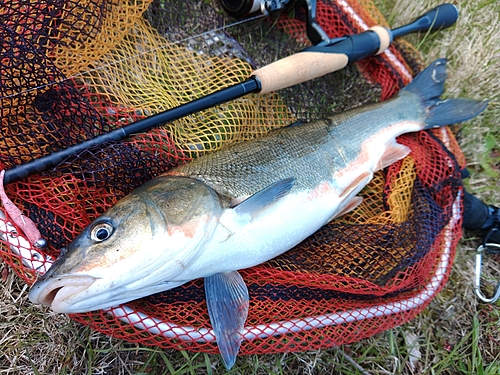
233,177 -> 296,219
204,271 -> 249,370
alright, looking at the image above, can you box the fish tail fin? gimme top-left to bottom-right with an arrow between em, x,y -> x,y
402,58 -> 488,129
424,98 -> 488,129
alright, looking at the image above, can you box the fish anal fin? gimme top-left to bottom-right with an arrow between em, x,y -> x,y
204,271 -> 249,370
233,177 -> 295,219
376,142 -> 411,171
339,172 -> 371,199
332,196 -> 363,220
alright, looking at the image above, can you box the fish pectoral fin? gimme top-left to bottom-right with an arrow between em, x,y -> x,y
233,177 -> 295,220
376,141 -> 411,171
205,271 -> 249,370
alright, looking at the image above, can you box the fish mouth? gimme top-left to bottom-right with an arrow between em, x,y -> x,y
28,275 -> 96,313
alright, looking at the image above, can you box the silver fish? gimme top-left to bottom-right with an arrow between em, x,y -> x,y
28,59 -> 487,369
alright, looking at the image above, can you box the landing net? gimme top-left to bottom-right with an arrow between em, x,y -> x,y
0,0 -> 465,355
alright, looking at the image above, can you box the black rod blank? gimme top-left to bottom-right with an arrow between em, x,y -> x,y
4,78 -> 261,185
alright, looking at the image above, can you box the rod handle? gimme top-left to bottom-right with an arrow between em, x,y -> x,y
252,26 -> 391,94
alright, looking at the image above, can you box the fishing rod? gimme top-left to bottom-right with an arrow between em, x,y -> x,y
3,3 -> 459,185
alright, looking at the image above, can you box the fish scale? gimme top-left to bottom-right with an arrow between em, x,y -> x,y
172,91 -> 424,200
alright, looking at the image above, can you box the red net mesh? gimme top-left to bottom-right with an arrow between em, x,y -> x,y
0,0 -> 465,356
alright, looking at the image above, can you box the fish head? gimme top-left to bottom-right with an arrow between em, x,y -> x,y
28,176 -> 222,313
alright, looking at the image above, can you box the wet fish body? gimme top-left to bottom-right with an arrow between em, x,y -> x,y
28,60 -> 487,368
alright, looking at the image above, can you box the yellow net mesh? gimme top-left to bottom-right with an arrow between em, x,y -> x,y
51,0 -> 151,76
81,18 -> 296,157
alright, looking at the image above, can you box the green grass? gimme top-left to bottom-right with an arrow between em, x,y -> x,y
2,0 -> 500,374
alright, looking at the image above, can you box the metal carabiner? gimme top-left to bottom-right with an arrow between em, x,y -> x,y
474,243 -> 500,303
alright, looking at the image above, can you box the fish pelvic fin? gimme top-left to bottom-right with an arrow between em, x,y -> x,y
402,59 -> 488,128
205,271 -> 249,370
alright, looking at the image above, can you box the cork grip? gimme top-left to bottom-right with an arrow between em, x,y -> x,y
252,52 -> 349,95
369,26 -> 391,55
252,26 -> 391,94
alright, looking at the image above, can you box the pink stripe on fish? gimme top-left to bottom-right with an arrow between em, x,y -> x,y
334,120 -> 421,181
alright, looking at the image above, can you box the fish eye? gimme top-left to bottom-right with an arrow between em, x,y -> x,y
90,221 -> 114,242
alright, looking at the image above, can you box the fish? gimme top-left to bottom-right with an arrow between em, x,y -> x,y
28,59 -> 487,369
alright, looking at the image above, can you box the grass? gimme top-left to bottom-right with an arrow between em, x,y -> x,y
1,0 -> 500,374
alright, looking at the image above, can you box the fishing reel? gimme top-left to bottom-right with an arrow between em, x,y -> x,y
219,0 -> 281,17
219,0 -> 330,44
